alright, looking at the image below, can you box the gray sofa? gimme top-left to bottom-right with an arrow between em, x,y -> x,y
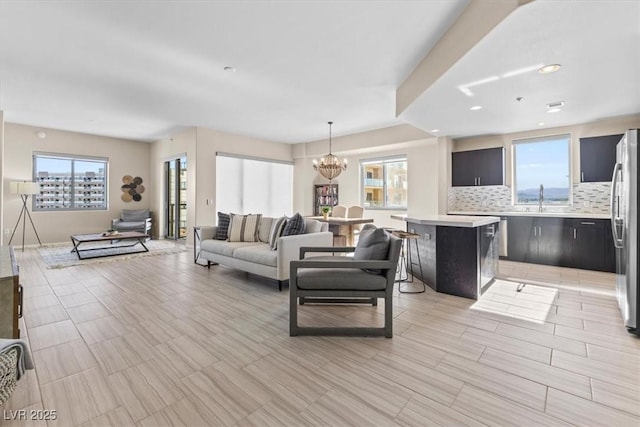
196,217 -> 333,291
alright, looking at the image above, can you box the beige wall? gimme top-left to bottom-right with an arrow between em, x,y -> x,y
2,123 -> 151,245
293,124 -> 443,229
453,114 -> 640,186
0,111 -> 4,245
149,127 -> 292,246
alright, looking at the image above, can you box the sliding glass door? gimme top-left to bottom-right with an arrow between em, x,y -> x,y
164,156 -> 187,240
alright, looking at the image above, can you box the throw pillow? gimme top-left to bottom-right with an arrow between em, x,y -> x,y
268,216 -> 287,250
215,212 -> 231,240
353,224 -> 390,274
282,213 -> 306,237
227,214 -> 262,242
258,217 -> 274,243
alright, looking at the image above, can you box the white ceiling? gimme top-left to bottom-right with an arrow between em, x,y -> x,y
1,1 -> 639,144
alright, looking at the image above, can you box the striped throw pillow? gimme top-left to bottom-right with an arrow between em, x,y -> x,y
269,216 -> 287,250
227,214 -> 262,242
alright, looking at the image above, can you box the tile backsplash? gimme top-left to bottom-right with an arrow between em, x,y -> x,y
448,182 -> 611,214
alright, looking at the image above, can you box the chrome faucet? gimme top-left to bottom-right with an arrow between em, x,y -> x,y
538,184 -> 544,212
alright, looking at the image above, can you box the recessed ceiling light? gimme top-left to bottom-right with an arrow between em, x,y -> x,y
430,129 -> 440,133
470,105 -> 483,111
538,64 -> 561,74
223,66 -> 236,72
547,108 -> 562,113
538,122 -> 545,126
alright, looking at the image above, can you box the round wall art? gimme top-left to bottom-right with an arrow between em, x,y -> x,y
121,175 -> 145,202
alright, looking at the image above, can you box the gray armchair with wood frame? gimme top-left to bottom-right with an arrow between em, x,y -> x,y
289,225 -> 401,337
111,209 -> 152,237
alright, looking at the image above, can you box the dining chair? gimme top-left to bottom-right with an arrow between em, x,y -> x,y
347,205 -> 365,244
331,205 -> 347,217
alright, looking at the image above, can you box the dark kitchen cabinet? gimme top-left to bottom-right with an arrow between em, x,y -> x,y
507,216 -> 615,272
571,220 -> 605,271
452,147 -> 504,186
580,134 -> 622,182
507,216 -> 571,266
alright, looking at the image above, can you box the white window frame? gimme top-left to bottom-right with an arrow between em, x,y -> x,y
360,156 -> 408,210
33,152 -> 109,211
512,133 -> 572,206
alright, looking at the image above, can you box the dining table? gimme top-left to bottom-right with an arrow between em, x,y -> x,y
308,216 -> 374,246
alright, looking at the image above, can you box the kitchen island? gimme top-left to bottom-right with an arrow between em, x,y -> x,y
391,214 -> 500,299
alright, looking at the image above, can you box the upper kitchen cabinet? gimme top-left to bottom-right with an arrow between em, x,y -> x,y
579,133 -> 623,182
452,147 -> 504,187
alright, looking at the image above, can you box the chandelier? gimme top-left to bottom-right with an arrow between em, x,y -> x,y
313,121 -> 347,180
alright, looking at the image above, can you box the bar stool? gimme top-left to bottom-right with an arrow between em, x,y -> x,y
391,230 -> 426,294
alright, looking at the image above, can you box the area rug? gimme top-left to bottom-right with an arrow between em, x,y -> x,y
38,240 -> 187,269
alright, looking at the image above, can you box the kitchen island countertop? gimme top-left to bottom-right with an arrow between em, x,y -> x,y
391,214 -> 500,228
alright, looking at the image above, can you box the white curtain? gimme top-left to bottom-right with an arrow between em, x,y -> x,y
216,154 -> 293,218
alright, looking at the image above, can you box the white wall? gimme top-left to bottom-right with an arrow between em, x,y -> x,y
454,114 -> 640,186
0,111 -> 4,244
2,123 -> 151,245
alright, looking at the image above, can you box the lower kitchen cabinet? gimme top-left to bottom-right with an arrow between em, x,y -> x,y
507,216 -> 571,266
507,216 -> 615,272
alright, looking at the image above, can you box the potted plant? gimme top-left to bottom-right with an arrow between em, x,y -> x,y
321,206 -> 331,220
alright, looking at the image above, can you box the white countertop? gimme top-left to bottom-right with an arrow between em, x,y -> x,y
448,210 -> 610,220
391,214 -> 500,228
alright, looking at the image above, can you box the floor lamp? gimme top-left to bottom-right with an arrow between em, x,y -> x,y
8,181 -> 42,252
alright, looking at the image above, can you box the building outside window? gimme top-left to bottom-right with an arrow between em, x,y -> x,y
33,153 -> 108,210
513,134 -> 571,205
361,157 -> 407,209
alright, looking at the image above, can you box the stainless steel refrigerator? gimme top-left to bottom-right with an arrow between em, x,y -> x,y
611,129 -> 638,334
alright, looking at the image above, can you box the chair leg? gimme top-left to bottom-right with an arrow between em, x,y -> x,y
207,261 -> 211,269
290,288 -> 298,336
384,294 -> 393,338
371,298 -> 378,306
278,280 -> 283,292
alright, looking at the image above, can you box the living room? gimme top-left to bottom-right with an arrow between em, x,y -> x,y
1,1 -> 639,426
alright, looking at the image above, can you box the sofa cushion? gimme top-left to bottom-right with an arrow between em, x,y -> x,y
354,224 -> 390,274
296,257 -> 387,290
215,212 -> 231,240
269,216 -> 287,250
282,213 -> 305,236
228,214 -> 262,242
233,244 -> 278,267
258,217 -> 274,243
113,220 -> 146,230
304,219 -> 322,234
201,240 -> 262,258
121,209 -> 149,221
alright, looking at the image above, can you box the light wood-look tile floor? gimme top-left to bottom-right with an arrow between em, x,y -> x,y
2,248 -> 639,426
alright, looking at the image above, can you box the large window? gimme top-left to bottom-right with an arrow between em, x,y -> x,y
513,134 -> 570,205
361,157 -> 407,209
215,153 -> 293,217
33,153 -> 108,210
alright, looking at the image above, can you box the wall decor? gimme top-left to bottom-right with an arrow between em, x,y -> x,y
121,175 -> 145,202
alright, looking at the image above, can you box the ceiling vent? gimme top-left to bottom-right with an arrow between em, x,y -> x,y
546,101 -> 565,109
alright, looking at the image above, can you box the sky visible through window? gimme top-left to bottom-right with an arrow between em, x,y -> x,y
514,135 -> 570,204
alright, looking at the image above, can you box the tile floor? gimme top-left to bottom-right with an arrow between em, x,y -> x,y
1,247 -> 639,426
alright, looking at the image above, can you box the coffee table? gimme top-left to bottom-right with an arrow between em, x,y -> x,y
70,231 -> 149,260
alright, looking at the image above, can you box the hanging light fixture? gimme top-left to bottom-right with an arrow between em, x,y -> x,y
313,121 -> 347,179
